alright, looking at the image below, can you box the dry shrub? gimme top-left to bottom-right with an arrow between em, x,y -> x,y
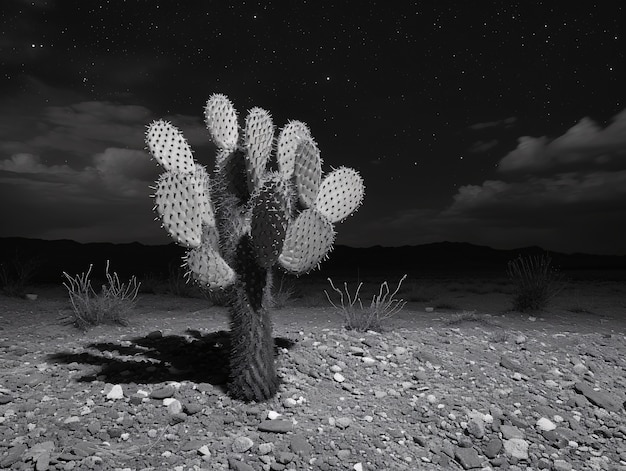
325,275 -> 407,332
62,261 -> 140,329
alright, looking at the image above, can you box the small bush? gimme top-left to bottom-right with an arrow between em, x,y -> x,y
62,261 -> 140,329
0,251 -> 40,297
325,275 -> 407,332
506,253 -> 563,312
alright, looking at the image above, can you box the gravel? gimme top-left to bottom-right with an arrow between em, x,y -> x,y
0,290 -> 625,470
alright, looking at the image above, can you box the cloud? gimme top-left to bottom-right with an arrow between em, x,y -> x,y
469,139 -> 499,153
498,109 -> 626,173
468,117 -> 516,130
0,153 -> 73,174
448,171 -> 626,216
432,108 -> 626,253
0,89 -> 190,243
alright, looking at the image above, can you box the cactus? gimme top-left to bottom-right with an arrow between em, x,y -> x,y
145,93 -> 365,401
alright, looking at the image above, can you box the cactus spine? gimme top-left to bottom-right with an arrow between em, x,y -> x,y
145,93 -> 364,401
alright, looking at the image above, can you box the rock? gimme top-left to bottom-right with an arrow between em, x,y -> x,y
454,447 -> 482,469
232,436 -> 254,453
87,421 -> 101,435
151,384 -> 176,399
335,417 -> 352,429
129,393 -> 144,405
169,412 -> 187,425
258,443 -> 274,455
146,330 -> 163,339
258,419 -> 293,433
500,424 -> 524,439
276,451 -> 296,464
165,398 -> 183,415
503,438 -> 529,460
499,355 -> 526,374
574,382 -> 621,412
283,397 -> 298,408
393,346 -> 407,356
413,349 -> 441,366
184,403 -> 203,415
467,417 -> 485,439
333,372 -> 345,382
484,438 -> 502,459
552,459 -> 573,471
0,444 -> 27,468
536,417 -> 557,431
290,434 -> 312,456
0,393 -> 13,405
198,445 -> 211,457
106,384 -> 124,400
35,451 -> 50,471
227,458 -> 255,471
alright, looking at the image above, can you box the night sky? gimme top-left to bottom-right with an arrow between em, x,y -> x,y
1,1 -> 625,255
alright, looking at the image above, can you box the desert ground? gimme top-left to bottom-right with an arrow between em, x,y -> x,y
0,272 -> 624,470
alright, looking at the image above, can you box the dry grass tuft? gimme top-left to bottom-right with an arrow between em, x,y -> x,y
325,275 -> 407,332
62,261 -> 140,330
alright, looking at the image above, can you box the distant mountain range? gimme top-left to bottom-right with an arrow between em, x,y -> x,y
1,237 -> 625,284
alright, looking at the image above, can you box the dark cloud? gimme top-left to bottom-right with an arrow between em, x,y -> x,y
469,139 -> 499,154
498,110 -> 626,173
468,117 -> 517,131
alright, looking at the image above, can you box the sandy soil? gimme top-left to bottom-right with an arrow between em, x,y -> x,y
0,276 -> 624,470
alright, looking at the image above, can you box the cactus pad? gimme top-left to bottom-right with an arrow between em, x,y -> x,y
204,93 -> 239,151
276,120 -> 311,179
185,243 -> 235,289
278,208 -> 335,274
244,107 -> 274,190
153,172 -> 204,248
294,137 -> 322,208
193,165 -> 216,227
315,167 -> 365,223
146,120 -> 195,173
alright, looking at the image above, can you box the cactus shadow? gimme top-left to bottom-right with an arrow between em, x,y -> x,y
47,329 -> 296,395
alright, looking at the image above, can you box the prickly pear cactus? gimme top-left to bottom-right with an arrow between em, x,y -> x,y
145,93 -> 365,401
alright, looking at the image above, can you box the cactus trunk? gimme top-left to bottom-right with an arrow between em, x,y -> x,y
227,276 -> 278,401
227,236 -> 278,401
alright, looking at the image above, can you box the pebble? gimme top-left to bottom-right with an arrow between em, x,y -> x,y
467,417 -> 485,439
454,447 -> 482,469
333,372 -> 345,382
552,459 -> 573,471
335,417 -> 352,429
500,424 -> 524,439
484,437 -> 502,458
290,434 -> 313,456
106,384 -> 124,400
503,438 -> 529,460
574,382 -> 621,412
258,419 -> 293,433
258,443 -> 274,455
165,398 -> 183,415
536,417 -> 557,431
232,436 -> 254,453
283,397 -> 298,408
150,384 -> 176,399
227,458 -> 255,471
0,393 -> 13,405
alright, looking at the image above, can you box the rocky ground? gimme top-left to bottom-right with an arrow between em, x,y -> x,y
0,277 -> 625,471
